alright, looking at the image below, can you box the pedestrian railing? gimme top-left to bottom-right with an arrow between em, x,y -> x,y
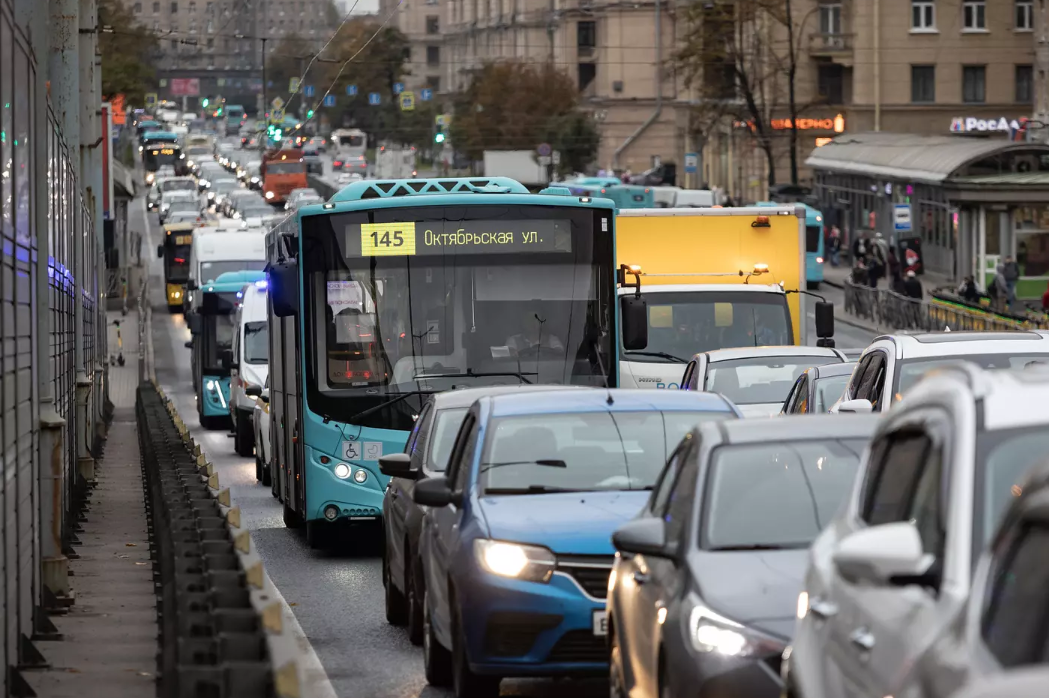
137,381 -> 305,698
844,278 -> 1049,332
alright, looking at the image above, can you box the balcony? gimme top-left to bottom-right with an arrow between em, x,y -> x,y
808,33 -> 854,62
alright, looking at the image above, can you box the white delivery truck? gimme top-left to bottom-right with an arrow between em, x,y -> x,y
375,145 -> 417,179
482,150 -> 550,187
229,283 -> 269,456
185,229 -> 267,313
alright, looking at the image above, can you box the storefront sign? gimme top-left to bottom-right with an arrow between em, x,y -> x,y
950,116 -> 1026,133
735,114 -> 845,133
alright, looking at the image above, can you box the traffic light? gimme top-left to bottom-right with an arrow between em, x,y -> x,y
272,128 -> 283,142
307,109 -> 314,119
216,107 -> 223,116
434,132 -> 445,144
202,98 -> 209,108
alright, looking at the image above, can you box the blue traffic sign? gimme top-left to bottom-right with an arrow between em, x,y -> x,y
368,92 -> 381,106
420,88 -> 433,102
346,84 -> 358,96
323,94 -> 336,107
393,82 -> 404,95
303,85 -> 315,97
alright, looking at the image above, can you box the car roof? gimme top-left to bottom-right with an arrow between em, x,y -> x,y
701,413 -> 879,445
486,388 -> 735,418
702,345 -> 844,363
877,331 -> 1049,359
810,361 -> 858,379
429,385 -> 587,410
903,363 -> 1049,431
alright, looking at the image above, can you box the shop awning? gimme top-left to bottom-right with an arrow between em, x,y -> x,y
805,132 -> 1049,184
113,161 -> 136,199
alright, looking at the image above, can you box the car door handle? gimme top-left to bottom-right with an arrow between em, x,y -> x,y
849,628 -> 875,652
809,599 -> 838,619
632,571 -> 650,585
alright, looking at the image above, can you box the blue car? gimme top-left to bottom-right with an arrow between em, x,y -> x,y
412,388 -> 741,697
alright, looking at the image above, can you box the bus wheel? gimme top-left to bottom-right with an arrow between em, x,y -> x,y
234,411 -> 254,457
282,503 -> 301,529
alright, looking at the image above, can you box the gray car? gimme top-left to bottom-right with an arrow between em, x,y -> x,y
379,384 -> 585,646
781,362 -> 857,414
608,413 -> 878,698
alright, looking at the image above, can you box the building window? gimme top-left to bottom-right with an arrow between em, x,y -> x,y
428,76 -> 440,92
911,65 -> 935,102
819,2 -> 842,34
133,1 -> 141,11
578,62 -> 596,92
206,1 -> 213,11
426,15 -> 439,33
577,20 -> 597,50
206,37 -> 214,47
1016,0 -> 1033,30
426,45 -> 440,66
963,0 -> 985,30
911,0 -> 934,30
963,65 -> 986,103
153,1 -> 160,11
1016,64 -> 1033,102
818,63 -> 845,104
170,1 -> 177,12
188,0 -> 195,11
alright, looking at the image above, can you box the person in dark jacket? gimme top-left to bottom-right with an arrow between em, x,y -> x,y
887,247 -> 902,292
1003,255 -> 1020,311
957,276 -> 980,304
903,270 -> 923,299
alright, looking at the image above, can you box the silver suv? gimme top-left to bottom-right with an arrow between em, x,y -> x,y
785,363 -> 1049,698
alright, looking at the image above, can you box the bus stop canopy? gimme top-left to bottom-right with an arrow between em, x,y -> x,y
805,132 -> 1049,185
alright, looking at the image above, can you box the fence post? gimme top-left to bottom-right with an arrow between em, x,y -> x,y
39,410 -> 70,601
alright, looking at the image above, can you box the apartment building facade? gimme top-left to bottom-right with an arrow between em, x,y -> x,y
381,0 -> 445,92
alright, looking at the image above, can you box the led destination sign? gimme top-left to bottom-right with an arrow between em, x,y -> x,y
346,219 -> 573,257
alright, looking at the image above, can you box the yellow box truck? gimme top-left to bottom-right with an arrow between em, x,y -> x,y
615,205 -> 834,388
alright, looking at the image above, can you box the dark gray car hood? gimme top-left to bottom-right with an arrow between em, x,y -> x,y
691,549 -> 807,639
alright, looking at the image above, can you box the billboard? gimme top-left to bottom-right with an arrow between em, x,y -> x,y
170,78 -> 200,96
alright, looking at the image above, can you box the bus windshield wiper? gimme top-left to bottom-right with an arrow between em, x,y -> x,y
346,390 -> 436,423
412,369 -> 537,385
624,350 -> 688,363
479,459 -> 567,473
484,484 -> 583,495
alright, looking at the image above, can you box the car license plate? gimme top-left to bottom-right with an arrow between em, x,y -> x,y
592,610 -> 608,637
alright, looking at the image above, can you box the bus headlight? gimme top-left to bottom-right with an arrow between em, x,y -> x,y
265,191 -> 275,199
334,463 -> 351,479
353,468 -> 368,484
816,256 -> 824,264
206,380 -> 216,390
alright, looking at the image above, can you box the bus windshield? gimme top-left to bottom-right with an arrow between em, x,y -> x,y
265,161 -> 305,175
144,146 -> 183,171
164,244 -> 192,282
300,205 -> 614,428
336,133 -> 365,148
621,291 -> 793,363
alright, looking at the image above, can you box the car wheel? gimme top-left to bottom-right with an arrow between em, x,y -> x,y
452,598 -> 500,698
609,626 -> 626,698
234,410 -> 254,456
384,546 -> 408,626
407,552 -> 424,646
658,657 -> 672,698
423,587 -> 452,687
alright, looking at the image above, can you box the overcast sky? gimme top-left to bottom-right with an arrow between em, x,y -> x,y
336,0 -> 380,15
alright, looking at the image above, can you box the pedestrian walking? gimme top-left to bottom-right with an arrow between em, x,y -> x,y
990,264 -> 1009,312
1003,255 -> 1020,311
887,247 -> 902,292
828,226 -> 842,267
852,232 -> 869,263
957,276 -> 980,304
903,270 -> 923,299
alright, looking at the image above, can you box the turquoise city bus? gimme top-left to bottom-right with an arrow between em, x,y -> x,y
758,201 -> 825,288
188,270 -> 267,428
562,182 -> 655,210
264,178 -> 624,547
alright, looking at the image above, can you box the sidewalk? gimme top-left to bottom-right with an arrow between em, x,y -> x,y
28,309 -> 158,698
822,262 -> 954,295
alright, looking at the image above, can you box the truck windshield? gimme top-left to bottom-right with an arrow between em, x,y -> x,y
300,205 -> 614,430
621,291 -> 793,363
265,161 -> 305,174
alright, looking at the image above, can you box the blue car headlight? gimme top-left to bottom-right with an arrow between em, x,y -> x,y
687,602 -> 785,658
474,539 -> 556,583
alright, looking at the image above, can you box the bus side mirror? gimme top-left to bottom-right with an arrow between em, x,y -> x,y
621,295 -> 648,351
157,245 -> 164,259
221,349 -> 235,369
187,312 -> 202,334
270,260 -> 299,317
815,301 -> 835,348
186,279 -> 199,291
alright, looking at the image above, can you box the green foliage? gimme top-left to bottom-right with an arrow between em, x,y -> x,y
449,61 -> 596,171
98,0 -> 157,105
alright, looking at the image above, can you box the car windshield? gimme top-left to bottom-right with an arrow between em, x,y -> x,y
240,207 -> 273,218
701,438 -> 868,549
167,212 -> 199,223
977,427 -> 1049,553
161,179 -> 196,193
243,321 -> 268,364
894,355 -> 1049,397
479,410 -> 733,494
706,355 -> 842,405
167,202 -> 198,214
428,407 -> 470,471
199,260 -> 266,283
622,291 -> 793,363
212,180 -> 238,193
814,374 -> 851,413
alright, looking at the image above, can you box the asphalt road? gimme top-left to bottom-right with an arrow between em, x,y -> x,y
143,195 -> 608,698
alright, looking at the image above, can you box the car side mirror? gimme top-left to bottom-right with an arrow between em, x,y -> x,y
184,340 -> 193,349
379,453 -> 419,480
157,244 -> 164,259
838,398 -> 873,414
413,477 -> 456,507
832,522 -> 933,586
815,301 -> 835,348
186,278 -> 199,291
612,518 -> 670,558
260,388 -> 270,403
269,259 -> 299,317
245,384 -> 262,397
620,295 -> 648,351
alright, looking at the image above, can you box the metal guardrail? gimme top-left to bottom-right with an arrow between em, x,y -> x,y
137,382 -> 303,698
844,278 -> 1049,332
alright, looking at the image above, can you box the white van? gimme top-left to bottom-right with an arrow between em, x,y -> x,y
671,189 -> 717,207
229,284 -> 269,456
186,230 -> 267,312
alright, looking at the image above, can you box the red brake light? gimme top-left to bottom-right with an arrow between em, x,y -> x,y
174,257 -> 185,263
